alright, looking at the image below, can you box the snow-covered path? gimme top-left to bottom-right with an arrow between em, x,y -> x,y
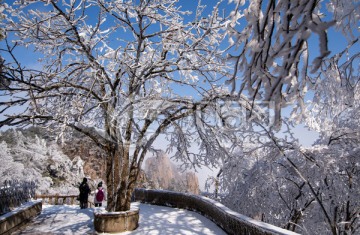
13,202 -> 227,235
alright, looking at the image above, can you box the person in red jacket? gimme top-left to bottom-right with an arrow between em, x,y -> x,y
94,181 -> 105,207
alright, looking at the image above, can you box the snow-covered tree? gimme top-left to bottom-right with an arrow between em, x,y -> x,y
0,0 -> 8,89
218,49 -> 360,234
0,1 -> 4,40
216,1 -> 360,233
218,118 -> 360,234
0,141 -> 24,181
299,46 -> 360,235
0,0 -> 228,212
226,0 -> 359,126
0,128 -> 85,194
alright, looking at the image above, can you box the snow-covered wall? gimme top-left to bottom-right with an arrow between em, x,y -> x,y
133,188 -> 299,235
0,200 -> 42,234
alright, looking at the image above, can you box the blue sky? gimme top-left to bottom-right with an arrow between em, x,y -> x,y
2,0 -> 355,72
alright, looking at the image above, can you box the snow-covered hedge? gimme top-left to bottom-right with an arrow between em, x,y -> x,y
0,180 -> 36,215
133,188 -> 299,235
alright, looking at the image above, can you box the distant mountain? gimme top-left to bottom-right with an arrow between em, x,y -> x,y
145,151 -> 199,194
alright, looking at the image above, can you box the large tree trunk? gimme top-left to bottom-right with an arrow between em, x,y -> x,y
115,143 -> 131,211
105,144 -> 122,212
124,166 -> 141,210
104,142 -> 136,212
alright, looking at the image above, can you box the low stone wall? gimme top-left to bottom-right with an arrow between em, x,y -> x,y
0,200 -> 42,235
133,189 -> 300,235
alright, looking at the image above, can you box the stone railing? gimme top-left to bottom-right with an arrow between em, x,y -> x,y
35,194 -> 94,208
35,194 -> 78,205
0,180 -> 36,215
133,188 -> 300,235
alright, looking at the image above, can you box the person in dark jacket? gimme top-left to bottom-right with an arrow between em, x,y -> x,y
78,177 -> 91,209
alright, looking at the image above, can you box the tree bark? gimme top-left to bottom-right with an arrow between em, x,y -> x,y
115,143 -> 130,211
105,144 -> 121,212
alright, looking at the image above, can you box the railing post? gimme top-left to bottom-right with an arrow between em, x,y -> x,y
55,194 -> 59,205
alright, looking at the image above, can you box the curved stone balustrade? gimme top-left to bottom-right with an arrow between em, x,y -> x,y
133,188 -> 300,235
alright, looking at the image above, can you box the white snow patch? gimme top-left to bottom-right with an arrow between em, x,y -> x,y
13,203 -> 227,235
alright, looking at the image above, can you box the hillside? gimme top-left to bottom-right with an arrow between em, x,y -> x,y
0,128 -> 84,194
0,127 -> 199,195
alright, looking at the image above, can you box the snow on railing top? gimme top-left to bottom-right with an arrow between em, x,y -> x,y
0,180 -> 36,215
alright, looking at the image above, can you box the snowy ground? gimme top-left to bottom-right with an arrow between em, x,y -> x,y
13,202 -> 227,235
